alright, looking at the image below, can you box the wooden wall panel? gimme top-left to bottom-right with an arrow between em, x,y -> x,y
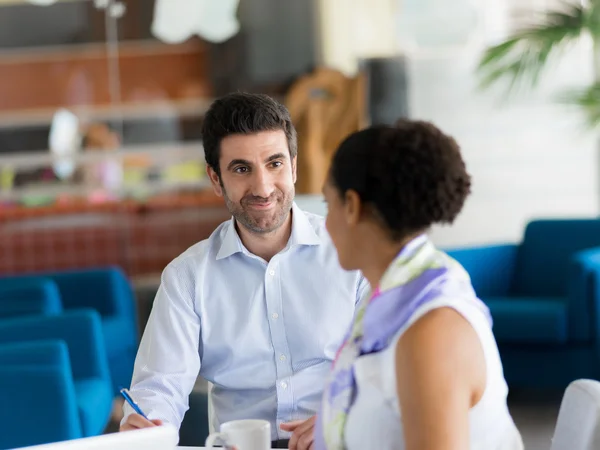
0,39 -> 211,113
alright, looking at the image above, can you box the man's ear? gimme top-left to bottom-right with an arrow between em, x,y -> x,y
207,166 -> 223,197
291,156 -> 297,184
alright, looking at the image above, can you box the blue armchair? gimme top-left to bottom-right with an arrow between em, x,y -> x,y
447,219 -> 600,388
0,266 -> 138,392
0,278 -> 62,318
0,340 -> 82,449
0,309 -> 113,440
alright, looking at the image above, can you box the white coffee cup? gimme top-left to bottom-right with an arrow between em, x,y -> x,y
205,419 -> 271,450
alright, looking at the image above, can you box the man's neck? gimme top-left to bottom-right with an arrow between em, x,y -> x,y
236,211 -> 293,262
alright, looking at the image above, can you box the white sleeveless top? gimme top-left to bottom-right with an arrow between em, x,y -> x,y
344,297 -> 524,450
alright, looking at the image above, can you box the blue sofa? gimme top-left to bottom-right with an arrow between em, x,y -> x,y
0,266 -> 138,392
447,219 -> 600,388
0,309 -> 113,447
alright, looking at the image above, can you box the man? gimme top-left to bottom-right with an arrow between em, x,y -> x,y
120,93 -> 367,450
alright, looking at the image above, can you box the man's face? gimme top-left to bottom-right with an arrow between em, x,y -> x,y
207,130 -> 297,234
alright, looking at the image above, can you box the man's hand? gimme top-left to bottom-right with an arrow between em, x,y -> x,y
280,416 -> 316,450
119,413 -> 163,432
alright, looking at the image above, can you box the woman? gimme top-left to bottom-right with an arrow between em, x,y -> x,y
314,120 -> 523,450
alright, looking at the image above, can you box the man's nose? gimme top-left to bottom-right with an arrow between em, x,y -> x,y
250,169 -> 275,199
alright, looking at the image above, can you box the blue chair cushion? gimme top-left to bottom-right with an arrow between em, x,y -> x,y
74,377 -> 113,436
0,278 -> 62,318
0,366 -> 82,448
514,220 -> 600,297
484,297 -> 568,344
108,348 -> 136,392
102,316 -> 137,390
102,315 -> 136,356
0,341 -> 82,448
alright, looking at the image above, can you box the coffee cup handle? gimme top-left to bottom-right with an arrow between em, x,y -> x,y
205,431 -> 235,450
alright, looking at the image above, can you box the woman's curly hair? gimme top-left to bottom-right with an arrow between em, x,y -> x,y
329,119 -> 472,240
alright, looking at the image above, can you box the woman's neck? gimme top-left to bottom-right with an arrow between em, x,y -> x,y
360,232 -> 424,290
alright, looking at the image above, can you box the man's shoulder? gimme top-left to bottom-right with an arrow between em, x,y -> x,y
299,210 -> 343,256
295,205 -> 332,238
300,209 -> 327,233
295,206 -> 367,286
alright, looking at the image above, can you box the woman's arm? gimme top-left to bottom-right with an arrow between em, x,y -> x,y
395,307 -> 487,450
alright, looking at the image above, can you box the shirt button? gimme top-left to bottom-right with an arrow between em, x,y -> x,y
279,354 -> 286,361
272,313 -> 279,320
269,269 -> 275,276
280,381 -> 288,389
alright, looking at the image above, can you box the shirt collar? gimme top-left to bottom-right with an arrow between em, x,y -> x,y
216,215 -> 243,260
288,202 -> 322,248
216,202 -> 321,260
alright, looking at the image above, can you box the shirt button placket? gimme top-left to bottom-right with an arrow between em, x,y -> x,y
266,261 -> 293,433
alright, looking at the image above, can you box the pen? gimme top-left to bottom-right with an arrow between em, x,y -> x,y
120,388 -> 149,420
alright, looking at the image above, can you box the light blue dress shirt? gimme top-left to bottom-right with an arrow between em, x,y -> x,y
125,203 -> 368,440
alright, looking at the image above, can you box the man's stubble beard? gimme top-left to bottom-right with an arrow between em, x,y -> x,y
222,184 -> 295,234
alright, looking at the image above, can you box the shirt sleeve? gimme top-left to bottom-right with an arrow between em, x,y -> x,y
122,261 -> 201,429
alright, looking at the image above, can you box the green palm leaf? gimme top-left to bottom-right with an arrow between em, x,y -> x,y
477,2 -> 587,94
587,0 -> 600,41
558,82 -> 600,129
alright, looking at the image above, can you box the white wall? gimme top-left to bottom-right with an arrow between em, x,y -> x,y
311,0 -> 599,248
406,4 -> 599,248
297,47 -> 600,246
295,194 -> 327,216
315,0 -> 398,76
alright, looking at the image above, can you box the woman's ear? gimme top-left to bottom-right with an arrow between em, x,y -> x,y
343,189 -> 362,226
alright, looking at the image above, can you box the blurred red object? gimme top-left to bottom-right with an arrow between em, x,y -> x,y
0,192 -> 229,278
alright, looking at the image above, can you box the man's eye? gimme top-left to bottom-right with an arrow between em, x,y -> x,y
234,167 -> 249,173
271,161 -> 282,168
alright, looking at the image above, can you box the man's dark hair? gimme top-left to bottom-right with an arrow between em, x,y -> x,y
329,119 -> 472,240
202,92 -> 298,176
